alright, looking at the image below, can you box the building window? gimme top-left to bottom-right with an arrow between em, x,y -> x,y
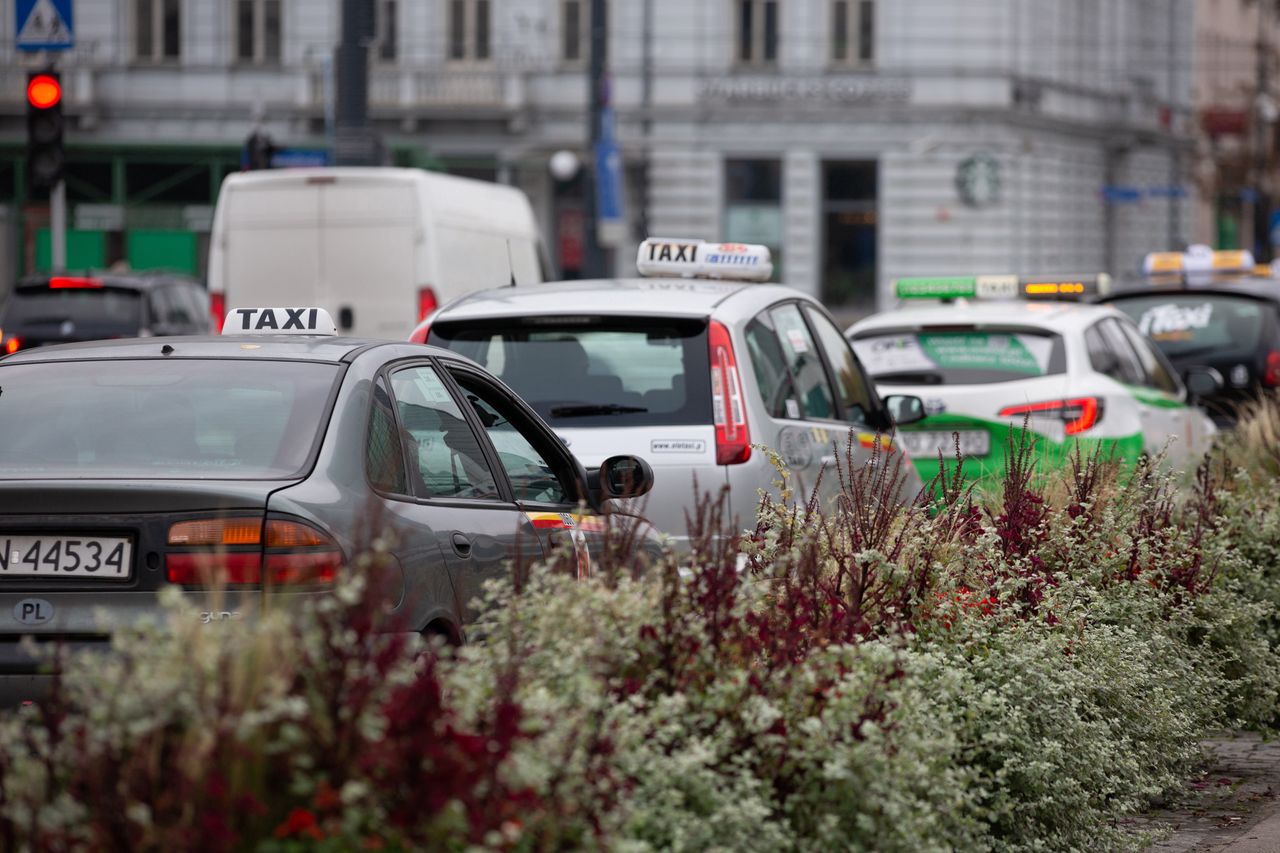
448,0 -> 491,62
236,0 -> 281,64
725,159 -> 784,276
375,0 -> 397,62
562,0 -> 588,64
831,0 -> 874,65
737,0 -> 778,66
136,0 -> 181,62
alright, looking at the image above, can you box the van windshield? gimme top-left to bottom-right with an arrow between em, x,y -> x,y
429,319 -> 712,427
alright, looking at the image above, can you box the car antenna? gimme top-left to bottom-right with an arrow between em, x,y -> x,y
506,239 -> 517,287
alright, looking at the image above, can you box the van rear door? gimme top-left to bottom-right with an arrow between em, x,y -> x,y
318,179 -> 418,338
224,181 -> 323,308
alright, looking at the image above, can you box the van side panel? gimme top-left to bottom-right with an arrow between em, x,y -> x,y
319,182 -> 418,337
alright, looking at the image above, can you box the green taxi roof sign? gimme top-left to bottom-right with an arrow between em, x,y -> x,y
895,275 -> 1019,301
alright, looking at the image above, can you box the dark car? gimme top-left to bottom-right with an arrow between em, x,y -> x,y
1099,276 -> 1280,425
0,271 -> 209,355
0,308 -> 656,704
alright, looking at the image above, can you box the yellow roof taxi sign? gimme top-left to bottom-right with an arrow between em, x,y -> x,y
1142,245 -> 1256,285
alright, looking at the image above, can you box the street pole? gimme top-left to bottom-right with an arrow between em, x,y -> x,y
50,178 -> 65,271
333,0 -> 378,165
583,0 -> 607,278
638,0 -> 653,242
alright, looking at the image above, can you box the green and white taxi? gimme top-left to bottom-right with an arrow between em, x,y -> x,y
847,276 -> 1218,485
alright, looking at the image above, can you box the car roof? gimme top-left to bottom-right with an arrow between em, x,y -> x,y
0,335 -> 454,364
848,299 -> 1123,336
15,271 -> 198,292
1102,277 -> 1280,304
435,278 -> 817,321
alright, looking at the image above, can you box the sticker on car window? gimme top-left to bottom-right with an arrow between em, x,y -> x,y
1137,302 -> 1213,341
786,328 -> 811,354
918,333 -> 1050,376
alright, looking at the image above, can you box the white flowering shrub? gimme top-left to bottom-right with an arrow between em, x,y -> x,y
2,411 -> 1280,850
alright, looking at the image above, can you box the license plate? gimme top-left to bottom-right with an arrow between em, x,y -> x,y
0,535 -> 133,580
899,430 -> 991,458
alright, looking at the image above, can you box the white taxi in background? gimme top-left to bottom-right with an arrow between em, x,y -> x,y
847,275 -> 1219,485
412,238 -> 926,550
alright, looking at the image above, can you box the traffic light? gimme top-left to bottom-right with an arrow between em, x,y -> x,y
26,70 -> 65,193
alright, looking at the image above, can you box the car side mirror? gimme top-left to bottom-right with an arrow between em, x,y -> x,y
597,455 -> 655,500
338,306 -> 355,332
883,394 -> 926,427
1184,366 -> 1224,400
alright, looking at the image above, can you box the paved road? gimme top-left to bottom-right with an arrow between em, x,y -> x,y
1129,732 -> 1280,851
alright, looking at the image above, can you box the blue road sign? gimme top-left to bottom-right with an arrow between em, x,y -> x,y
595,138 -> 624,223
16,0 -> 74,51
272,149 -> 331,168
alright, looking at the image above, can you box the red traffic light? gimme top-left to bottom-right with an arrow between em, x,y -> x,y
26,74 -> 61,110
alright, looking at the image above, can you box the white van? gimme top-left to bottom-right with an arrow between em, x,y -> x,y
207,167 -> 546,338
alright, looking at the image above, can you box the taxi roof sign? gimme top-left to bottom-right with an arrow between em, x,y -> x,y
223,307 -> 338,335
636,238 -> 773,282
1142,245 -> 1256,283
895,273 -> 1109,301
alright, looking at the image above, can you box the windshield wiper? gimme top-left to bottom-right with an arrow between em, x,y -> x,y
550,403 -> 649,417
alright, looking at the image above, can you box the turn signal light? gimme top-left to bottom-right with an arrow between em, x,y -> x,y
3,336 -> 20,355
168,518 -> 261,546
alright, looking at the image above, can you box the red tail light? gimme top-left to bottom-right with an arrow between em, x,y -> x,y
409,317 -> 432,344
417,286 -> 439,322
48,276 -> 102,289
165,516 -> 340,587
210,292 -> 226,333
3,336 -> 20,355
1264,351 -> 1280,387
708,320 -> 751,465
999,397 -> 1103,436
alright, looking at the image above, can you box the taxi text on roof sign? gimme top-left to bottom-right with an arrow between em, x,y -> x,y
636,238 -> 773,282
223,307 -> 338,335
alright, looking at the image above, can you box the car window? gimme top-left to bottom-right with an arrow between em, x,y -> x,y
2,287 -> 143,337
1108,293 -> 1271,360
367,376 -> 408,494
744,317 -> 802,419
449,370 -> 573,505
853,329 -> 1066,385
1098,318 -> 1147,386
0,359 -> 338,480
428,318 -> 711,428
1118,320 -> 1180,395
388,364 -> 502,501
769,303 -> 837,420
1084,324 -> 1120,379
803,305 -> 876,424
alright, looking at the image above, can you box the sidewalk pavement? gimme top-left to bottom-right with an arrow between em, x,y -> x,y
1126,732 -> 1280,851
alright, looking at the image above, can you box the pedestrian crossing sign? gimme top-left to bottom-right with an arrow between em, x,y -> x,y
16,0 -> 74,51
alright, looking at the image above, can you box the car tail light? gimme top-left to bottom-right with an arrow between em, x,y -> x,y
48,276 -> 102,289
165,516 -> 339,587
3,336 -> 20,355
409,317 -> 432,344
999,397 -> 1103,436
708,320 -> 751,465
210,292 -> 226,333
1264,351 -> 1280,387
417,287 -> 439,322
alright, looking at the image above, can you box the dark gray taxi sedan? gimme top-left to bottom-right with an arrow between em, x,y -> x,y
0,308 -> 655,702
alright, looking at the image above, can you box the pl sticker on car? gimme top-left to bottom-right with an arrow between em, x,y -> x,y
650,439 -> 707,453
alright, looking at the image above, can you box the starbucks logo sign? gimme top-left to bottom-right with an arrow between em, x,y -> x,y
955,153 -> 1001,208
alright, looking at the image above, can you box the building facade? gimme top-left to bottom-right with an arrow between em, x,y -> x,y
1193,0 -> 1280,257
0,0 -> 1194,313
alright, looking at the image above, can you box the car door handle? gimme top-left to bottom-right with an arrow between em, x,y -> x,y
451,533 -> 472,557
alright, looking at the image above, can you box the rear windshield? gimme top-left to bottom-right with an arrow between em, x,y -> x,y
1108,294 -> 1271,359
0,359 -> 340,480
2,288 -> 143,337
429,319 -> 712,427
851,329 -> 1066,385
